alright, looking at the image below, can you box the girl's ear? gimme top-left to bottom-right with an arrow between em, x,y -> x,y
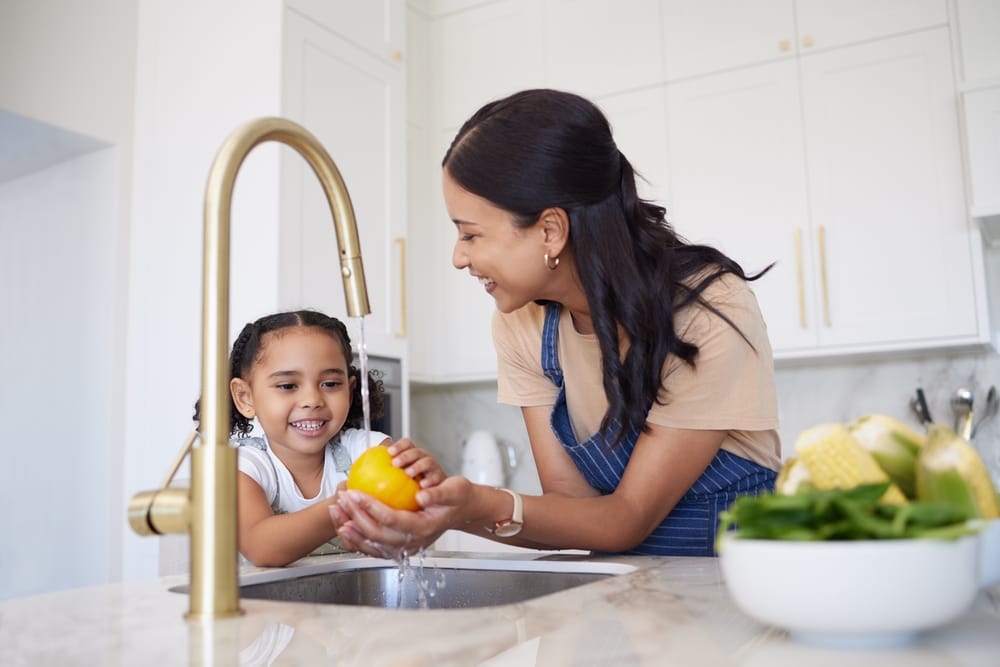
538,207 -> 570,254
230,377 -> 255,418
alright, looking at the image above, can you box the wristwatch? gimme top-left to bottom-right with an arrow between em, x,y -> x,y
486,488 -> 523,537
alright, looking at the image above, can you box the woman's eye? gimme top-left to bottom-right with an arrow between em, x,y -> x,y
460,233 -> 474,242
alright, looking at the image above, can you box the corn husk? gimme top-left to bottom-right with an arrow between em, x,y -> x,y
848,414 -> 924,498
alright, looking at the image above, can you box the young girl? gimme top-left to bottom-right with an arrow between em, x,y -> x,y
200,309 -> 441,566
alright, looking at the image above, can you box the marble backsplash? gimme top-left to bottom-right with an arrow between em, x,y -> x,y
411,348 -> 1000,494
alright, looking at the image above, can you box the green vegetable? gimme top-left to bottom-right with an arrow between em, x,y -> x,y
716,483 -> 974,551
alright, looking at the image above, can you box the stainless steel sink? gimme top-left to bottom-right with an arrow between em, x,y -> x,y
174,556 -> 635,610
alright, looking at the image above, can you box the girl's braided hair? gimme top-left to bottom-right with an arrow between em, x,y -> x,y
192,309 -> 385,437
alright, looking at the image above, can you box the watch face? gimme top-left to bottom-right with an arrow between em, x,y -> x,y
493,521 -> 523,538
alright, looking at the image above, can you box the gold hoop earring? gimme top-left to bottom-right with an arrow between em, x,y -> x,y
544,253 -> 560,270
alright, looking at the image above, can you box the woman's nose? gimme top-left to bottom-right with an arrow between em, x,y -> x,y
452,242 -> 468,270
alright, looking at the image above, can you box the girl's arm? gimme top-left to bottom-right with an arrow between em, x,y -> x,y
237,472 -> 340,567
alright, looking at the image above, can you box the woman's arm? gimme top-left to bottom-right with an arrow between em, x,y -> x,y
237,472 -> 340,567
330,406 -> 726,555
511,405 -> 725,551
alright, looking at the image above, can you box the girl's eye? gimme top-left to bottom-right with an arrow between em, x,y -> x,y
275,383 -> 296,391
321,381 -> 343,389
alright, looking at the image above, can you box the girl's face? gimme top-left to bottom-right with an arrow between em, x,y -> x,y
230,326 -> 354,459
444,170 -> 551,313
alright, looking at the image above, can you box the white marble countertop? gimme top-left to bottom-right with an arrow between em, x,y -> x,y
2,551 -> 998,666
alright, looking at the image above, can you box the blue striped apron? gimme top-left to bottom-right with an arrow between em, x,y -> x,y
541,303 -> 776,556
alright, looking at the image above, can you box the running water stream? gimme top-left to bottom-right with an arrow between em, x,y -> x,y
354,316 -> 446,608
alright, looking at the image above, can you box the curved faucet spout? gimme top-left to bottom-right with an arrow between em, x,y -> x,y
129,117 -> 371,620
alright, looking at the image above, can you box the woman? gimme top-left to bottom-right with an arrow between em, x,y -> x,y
331,89 -> 780,556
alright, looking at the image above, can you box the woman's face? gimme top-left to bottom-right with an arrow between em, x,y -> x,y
444,170 -> 549,313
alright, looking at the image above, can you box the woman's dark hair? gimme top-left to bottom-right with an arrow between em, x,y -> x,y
193,309 -> 385,437
443,89 -> 770,446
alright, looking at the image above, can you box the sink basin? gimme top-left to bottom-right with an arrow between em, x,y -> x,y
174,556 -> 635,610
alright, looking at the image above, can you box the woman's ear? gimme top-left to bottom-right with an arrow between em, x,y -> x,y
538,207 -> 570,253
230,377 -> 255,418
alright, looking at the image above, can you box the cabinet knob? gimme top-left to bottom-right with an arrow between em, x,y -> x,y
392,49 -> 403,62
778,39 -> 791,52
802,35 -> 814,48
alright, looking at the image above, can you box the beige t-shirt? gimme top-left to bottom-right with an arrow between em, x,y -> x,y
494,272 -> 781,471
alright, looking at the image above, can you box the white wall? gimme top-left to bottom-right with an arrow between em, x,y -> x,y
0,150 -> 119,598
0,0 -> 136,597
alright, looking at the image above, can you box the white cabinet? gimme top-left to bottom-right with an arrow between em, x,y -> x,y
280,7 -> 407,360
953,0 -> 1000,241
541,0 -> 663,98
954,0 -> 1000,85
432,0 -> 545,130
664,60 -> 816,352
661,0 -> 947,81
666,28 -> 989,357
285,0 -> 405,63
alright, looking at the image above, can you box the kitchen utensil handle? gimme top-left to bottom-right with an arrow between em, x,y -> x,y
394,237 -> 407,338
916,388 -> 933,424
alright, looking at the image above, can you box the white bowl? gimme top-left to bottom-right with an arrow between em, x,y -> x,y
718,534 -> 980,647
972,517 -> 1000,588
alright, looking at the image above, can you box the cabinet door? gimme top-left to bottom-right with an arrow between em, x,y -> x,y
661,0 -> 796,81
409,129 -> 500,383
596,86 -> 671,205
795,0 -> 947,52
281,10 -> 407,359
542,0 -> 663,97
432,0 -> 545,130
664,60 -> 819,352
954,0 -> 1000,84
285,0 -> 405,64
963,87 -> 1000,217
799,28 -> 985,350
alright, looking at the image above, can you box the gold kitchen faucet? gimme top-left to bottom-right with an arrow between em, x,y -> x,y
128,118 -> 370,619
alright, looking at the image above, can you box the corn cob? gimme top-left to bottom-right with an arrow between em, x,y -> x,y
793,423 -> 908,504
848,414 -> 924,498
775,457 -> 811,495
916,423 -> 999,520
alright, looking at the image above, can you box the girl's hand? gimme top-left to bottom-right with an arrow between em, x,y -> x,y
329,476 -> 474,558
387,438 -> 447,488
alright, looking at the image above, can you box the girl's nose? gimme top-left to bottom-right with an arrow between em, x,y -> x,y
299,386 -> 324,408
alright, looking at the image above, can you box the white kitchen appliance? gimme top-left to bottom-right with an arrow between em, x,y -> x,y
461,430 -> 507,486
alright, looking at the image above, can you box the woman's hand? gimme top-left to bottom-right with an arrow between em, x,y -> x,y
329,476 -> 474,559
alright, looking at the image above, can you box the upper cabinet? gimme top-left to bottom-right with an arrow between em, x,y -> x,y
541,0 -> 664,98
281,6 -> 407,360
667,27 -> 990,358
953,0 -> 1000,241
661,0 -> 947,81
285,0 -> 405,64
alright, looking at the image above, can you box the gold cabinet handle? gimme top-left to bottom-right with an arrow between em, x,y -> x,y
778,38 -> 791,52
795,228 -> 807,328
818,225 -> 831,327
802,35 -> 814,48
394,237 -> 407,338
